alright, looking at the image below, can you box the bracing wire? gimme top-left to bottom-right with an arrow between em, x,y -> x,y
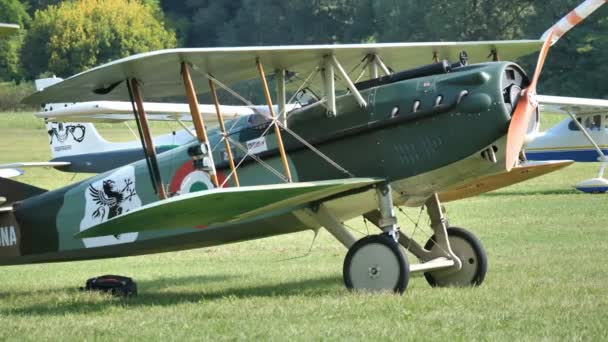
191,62 -> 353,182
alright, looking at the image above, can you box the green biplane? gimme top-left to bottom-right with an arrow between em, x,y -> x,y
0,1 -> 603,294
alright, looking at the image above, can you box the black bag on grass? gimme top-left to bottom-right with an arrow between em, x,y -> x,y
82,275 -> 137,297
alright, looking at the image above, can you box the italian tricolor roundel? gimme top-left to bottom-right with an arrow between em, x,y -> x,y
169,161 -> 227,195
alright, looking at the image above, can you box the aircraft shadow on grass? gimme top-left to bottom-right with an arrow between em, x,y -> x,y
481,188 -> 580,197
0,274 -> 341,317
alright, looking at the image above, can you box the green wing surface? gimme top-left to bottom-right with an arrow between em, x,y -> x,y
75,178 -> 382,238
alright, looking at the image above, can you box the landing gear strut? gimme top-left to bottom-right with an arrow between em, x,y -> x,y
342,183 -> 410,293
423,227 -> 487,287
367,192 -> 488,288
303,184 -> 487,294
343,234 -> 409,293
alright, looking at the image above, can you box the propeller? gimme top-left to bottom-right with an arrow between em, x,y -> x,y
505,31 -> 554,171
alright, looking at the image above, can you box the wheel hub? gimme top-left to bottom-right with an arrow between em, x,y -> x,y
368,265 -> 382,279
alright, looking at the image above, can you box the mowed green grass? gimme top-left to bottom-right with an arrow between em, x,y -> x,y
0,112 -> 607,341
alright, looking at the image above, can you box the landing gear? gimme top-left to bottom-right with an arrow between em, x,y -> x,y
343,234 -> 409,293
423,227 -> 487,287
303,183 -> 488,294
364,192 -> 489,288
302,182 -> 411,293
343,183 -> 410,293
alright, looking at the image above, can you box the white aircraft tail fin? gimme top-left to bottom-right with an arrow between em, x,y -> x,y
34,77 -> 64,92
45,121 -> 112,159
35,77 -> 114,158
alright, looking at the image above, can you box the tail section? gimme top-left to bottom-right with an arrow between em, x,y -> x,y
36,77 -> 115,159
45,121 -> 112,159
0,177 -> 46,204
33,78 -> 192,173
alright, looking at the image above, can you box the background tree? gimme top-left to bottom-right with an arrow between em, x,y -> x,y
4,0 -> 605,98
526,0 -> 607,98
21,0 -> 176,79
0,0 -> 30,81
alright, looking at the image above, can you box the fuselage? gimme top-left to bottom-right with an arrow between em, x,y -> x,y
526,115 -> 608,162
1,61 -> 526,265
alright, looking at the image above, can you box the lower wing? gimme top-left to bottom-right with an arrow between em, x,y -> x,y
439,160 -> 574,202
76,178 -> 382,238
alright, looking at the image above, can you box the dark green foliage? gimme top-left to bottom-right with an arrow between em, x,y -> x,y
0,0 -> 30,81
21,0 -> 176,79
0,81 -> 36,111
526,0 -> 608,98
9,0 -> 608,98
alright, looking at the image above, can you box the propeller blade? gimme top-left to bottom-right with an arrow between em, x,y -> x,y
505,31 -> 554,171
541,0 -> 606,46
530,31 -> 554,90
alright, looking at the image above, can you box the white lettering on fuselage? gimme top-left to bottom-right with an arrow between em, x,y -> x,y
0,226 -> 17,247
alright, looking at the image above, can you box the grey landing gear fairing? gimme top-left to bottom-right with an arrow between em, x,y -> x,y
307,185 -> 488,294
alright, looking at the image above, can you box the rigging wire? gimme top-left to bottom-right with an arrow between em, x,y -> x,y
192,62 -> 354,182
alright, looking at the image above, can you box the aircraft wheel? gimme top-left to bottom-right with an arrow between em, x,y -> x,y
343,234 -> 410,294
424,227 -> 487,287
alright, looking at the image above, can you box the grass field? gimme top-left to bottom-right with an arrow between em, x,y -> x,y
0,112 -> 607,341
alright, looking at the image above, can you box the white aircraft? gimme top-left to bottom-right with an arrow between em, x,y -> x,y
0,77 -> 299,175
526,96 -> 608,193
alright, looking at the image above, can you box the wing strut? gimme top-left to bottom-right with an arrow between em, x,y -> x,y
276,69 -> 287,127
127,79 -> 167,199
181,62 -> 219,187
208,78 -> 240,187
567,111 -> 608,178
256,59 -> 293,182
323,57 -> 337,116
330,55 -> 367,108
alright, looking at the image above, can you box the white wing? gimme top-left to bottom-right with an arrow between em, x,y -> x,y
0,169 -> 23,178
539,95 -> 608,116
0,162 -> 70,168
35,101 -> 300,123
24,40 -> 543,104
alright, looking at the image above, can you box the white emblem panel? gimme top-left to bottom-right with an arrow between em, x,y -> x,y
80,166 -> 141,248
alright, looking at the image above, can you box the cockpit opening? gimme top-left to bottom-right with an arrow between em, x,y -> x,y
568,114 -> 604,131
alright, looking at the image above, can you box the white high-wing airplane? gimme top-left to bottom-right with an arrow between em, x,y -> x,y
526,96 -> 608,193
0,77 -> 300,175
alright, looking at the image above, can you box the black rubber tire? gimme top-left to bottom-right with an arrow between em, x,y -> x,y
423,227 -> 488,287
343,234 -> 410,294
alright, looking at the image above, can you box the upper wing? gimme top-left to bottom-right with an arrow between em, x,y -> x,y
539,95 -> 608,116
75,178 -> 381,238
24,40 -> 542,104
0,23 -> 19,37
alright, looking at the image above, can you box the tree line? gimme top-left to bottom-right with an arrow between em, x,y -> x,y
0,0 -> 606,99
